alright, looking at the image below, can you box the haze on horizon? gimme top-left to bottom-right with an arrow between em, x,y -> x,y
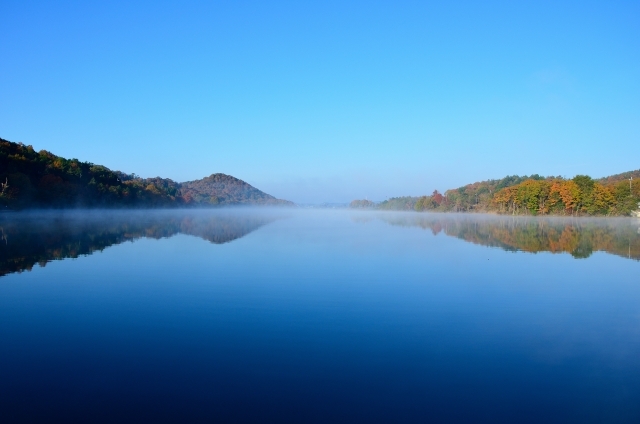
1,1 -> 638,204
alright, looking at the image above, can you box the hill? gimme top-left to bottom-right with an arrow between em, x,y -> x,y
0,137 -> 293,209
597,169 -> 640,185
181,174 -> 289,206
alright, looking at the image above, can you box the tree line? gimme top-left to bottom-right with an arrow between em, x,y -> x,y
351,172 -> 640,216
421,174 -> 639,216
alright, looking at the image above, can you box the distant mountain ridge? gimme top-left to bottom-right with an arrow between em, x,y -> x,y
0,137 -> 294,208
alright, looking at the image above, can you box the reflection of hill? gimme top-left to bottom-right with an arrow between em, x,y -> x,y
0,211 -> 278,277
379,214 -> 640,261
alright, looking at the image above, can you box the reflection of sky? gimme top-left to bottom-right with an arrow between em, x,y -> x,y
0,210 -> 639,421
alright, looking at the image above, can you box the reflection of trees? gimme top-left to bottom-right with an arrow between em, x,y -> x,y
0,211 -> 279,277
379,214 -> 640,261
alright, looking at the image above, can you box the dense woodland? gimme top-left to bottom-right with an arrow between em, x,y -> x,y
352,172 -> 640,217
0,138 -> 292,209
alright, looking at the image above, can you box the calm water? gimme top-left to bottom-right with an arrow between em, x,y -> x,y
1,210 -> 639,423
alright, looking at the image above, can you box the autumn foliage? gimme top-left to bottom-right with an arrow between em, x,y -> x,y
491,176 -> 639,216
408,174 -> 640,217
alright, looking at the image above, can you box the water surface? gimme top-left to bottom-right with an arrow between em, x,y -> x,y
1,210 -> 639,423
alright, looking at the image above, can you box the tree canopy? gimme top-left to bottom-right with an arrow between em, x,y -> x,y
354,172 -> 640,217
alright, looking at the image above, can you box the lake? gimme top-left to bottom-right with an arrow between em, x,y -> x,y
1,209 -> 639,423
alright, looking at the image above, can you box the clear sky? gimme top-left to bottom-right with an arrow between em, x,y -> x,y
1,1 -> 639,203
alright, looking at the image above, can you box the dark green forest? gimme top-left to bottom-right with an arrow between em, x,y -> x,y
0,137 -> 293,209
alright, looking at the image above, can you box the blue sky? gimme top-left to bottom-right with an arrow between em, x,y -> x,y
1,1 -> 639,203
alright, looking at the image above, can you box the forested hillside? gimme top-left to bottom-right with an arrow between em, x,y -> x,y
352,172 -> 640,216
0,137 -> 293,209
181,174 -> 286,205
596,170 -> 640,185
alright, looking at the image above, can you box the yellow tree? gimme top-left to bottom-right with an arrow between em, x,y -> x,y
493,186 -> 516,214
592,183 -> 614,215
557,180 -> 580,215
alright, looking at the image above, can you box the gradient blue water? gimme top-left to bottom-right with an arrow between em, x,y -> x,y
1,211 -> 639,423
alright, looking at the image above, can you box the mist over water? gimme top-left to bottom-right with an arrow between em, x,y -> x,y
1,209 -> 639,423
1,210 -> 638,277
